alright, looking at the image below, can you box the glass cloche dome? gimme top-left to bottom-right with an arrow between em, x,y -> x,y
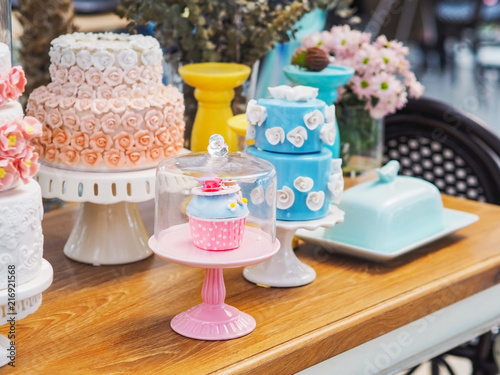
152,134 -> 277,252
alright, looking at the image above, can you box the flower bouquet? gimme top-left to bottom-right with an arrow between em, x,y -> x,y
296,25 -> 424,174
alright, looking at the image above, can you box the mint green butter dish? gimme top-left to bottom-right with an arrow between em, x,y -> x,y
296,161 -> 479,261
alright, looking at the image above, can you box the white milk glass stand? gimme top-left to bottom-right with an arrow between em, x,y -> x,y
243,206 -> 344,288
35,164 -> 156,265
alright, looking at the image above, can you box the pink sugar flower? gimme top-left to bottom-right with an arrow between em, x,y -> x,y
60,146 -> 81,167
113,131 -> 135,151
103,149 -> 126,169
81,149 -> 103,167
89,132 -> 112,151
0,123 -> 27,158
134,129 -> 154,150
16,146 -> 39,183
0,159 -> 19,191
125,148 -> 145,167
19,116 -> 43,140
7,66 -> 27,100
70,131 -> 90,151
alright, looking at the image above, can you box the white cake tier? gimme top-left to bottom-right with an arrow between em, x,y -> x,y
0,101 -> 23,126
48,32 -> 164,90
0,179 -> 44,290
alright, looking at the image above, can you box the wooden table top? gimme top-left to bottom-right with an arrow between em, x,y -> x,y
12,194 -> 500,374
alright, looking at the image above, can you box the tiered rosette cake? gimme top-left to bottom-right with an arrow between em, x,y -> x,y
27,32 -> 185,171
245,85 -> 344,221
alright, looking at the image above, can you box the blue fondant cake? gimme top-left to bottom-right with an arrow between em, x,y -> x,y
246,146 -> 340,221
245,85 -> 336,154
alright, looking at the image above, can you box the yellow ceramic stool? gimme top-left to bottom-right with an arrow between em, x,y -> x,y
179,63 -> 251,152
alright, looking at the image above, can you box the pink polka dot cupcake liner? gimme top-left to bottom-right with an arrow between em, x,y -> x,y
188,215 -> 247,251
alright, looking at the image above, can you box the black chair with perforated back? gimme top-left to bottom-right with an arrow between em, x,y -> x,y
384,97 -> 500,205
384,97 -> 500,375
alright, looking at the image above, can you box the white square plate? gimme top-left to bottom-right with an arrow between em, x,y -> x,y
295,208 -> 479,262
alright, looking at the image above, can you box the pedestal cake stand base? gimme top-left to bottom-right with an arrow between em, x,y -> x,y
36,164 -> 156,265
150,224 -> 280,340
243,207 -> 344,288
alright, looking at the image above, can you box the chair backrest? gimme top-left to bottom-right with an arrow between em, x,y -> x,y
384,97 -> 500,204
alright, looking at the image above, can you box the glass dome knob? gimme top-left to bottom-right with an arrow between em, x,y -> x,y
207,134 -> 229,158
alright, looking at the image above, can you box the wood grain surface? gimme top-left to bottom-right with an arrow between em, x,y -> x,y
5,195 -> 500,374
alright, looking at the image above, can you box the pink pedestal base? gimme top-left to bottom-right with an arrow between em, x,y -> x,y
149,224 -> 280,340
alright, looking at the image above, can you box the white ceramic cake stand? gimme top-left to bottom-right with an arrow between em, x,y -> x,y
35,164 -> 156,265
149,224 -> 280,340
0,260 -> 53,367
243,206 -> 344,288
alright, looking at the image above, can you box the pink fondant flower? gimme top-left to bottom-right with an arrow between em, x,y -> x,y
80,114 -> 101,134
46,108 -> 63,128
154,127 -> 172,147
131,84 -> 148,98
133,129 -> 153,150
112,84 -> 129,98
130,98 -> 149,111
145,145 -> 164,163
89,132 -> 112,151
52,128 -> 71,148
77,84 -> 94,99
144,109 -> 164,131
19,116 -> 42,140
104,66 -> 124,87
96,85 -> 114,99
91,99 -> 110,115
59,145 -> 80,166
16,146 -> 39,183
202,178 -> 223,192
75,98 -> 92,112
35,105 -> 46,124
121,111 -> 143,132
109,98 -> 128,114
68,66 -> 86,86
163,145 -> 177,158
113,131 -> 135,151
60,84 -> 78,98
61,109 -> 81,131
0,159 -> 19,191
59,96 -> 77,109
81,149 -> 103,167
85,67 -> 105,87
44,144 -> 60,164
100,113 -> 121,134
44,96 -> 60,109
7,66 -> 26,100
125,148 -> 145,167
40,127 -> 52,146
54,67 -> 69,85
140,66 -> 154,83
70,131 -> 89,151
123,66 -> 142,85
103,149 -> 126,169
0,124 -> 27,158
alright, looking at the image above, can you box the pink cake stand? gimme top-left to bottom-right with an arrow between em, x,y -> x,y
149,224 -> 280,340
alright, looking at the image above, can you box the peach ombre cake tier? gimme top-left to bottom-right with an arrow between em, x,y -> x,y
27,32 -> 185,171
186,178 -> 249,251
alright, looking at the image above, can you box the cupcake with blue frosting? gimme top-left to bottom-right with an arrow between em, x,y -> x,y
187,178 -> 249,251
